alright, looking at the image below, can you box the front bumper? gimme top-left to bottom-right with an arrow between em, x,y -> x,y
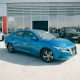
52,46 -> 77,61
69,37 -> 80,42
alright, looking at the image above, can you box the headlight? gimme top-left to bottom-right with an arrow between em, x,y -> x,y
53,46 -> 69,51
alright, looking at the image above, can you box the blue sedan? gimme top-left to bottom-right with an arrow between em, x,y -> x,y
5,29 -> 77,62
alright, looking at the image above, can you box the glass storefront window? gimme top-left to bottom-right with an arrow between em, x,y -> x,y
58,15 -> 66,28
24,15 -> 31,29
8,16 -> 15,33
66,16 -> 74,27
7,2 -> 80,34
49,15 -> 57,33
40,15 -> 48,21
73,15 -> 80,27
32,15 -> 40,21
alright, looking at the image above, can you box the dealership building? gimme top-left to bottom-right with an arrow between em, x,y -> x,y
0,0 -> 80,33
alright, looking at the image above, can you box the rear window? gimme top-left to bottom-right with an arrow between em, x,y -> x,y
14,31 -> 24,37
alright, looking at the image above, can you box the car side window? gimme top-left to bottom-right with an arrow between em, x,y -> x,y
24,32 -> 35,39
60,28 -> 64,33
15,31 -> 24,38
61,28 -> 64,32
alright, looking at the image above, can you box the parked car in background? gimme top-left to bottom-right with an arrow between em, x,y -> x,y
49,27 -> 60,38
76,27 -> 80,32
59,27 -> 80,43
5,29 -> 76,62
0,31 -> 4,41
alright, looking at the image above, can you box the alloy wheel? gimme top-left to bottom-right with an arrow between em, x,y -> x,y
41,49 -> 54,62
7,44 -> 14,53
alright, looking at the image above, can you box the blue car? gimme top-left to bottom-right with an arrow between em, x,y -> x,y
5,29 -> 77,62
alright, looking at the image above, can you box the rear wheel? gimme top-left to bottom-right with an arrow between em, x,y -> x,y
40,48 -> 54,62
7,43 -> 14,53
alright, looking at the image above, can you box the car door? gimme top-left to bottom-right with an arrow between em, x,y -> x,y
12,31 -> 25,50
59,28 -> 65,37
22,31 -> 39,54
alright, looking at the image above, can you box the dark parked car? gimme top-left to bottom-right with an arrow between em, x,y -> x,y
59,27 -> 80,42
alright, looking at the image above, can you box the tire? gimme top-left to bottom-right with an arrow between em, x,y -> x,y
7,43 -> 14,53
40,48 -> 54,62
78,40 -> 80,43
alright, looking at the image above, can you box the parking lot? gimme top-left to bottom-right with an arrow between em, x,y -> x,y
0,41 -> 80,80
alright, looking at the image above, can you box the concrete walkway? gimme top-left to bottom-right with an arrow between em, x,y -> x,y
0,41 -> 80,80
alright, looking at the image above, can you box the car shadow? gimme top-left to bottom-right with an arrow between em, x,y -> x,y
0,48 -> 65,66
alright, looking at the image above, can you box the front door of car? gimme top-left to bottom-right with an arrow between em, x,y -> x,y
22,31 -> 39,54
12,31 -> 25,50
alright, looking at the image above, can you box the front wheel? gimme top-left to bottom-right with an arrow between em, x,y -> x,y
40,48 -> 54,62
7,43 -> 14,53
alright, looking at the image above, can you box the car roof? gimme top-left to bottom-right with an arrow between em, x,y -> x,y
63,27 -> 76,29
17,29 -> 46,33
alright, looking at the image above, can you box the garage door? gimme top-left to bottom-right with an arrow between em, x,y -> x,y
32,21 -> 48,31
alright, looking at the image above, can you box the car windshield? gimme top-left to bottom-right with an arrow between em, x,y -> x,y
35,30 -> 56,40
65,28 -> 77,33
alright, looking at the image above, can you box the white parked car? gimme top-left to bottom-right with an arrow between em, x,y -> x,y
0,31 -> 4,41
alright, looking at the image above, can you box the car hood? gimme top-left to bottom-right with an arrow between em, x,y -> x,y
47,38 -> 75,48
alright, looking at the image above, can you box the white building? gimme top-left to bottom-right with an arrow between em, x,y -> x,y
0,0 -> 80,33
